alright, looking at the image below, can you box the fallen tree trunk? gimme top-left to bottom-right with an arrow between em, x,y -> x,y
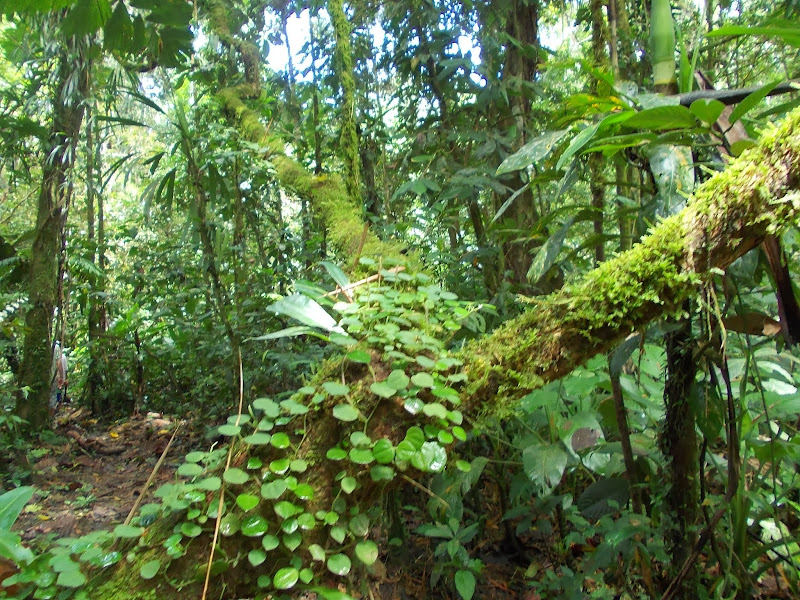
83,108 -> 800,599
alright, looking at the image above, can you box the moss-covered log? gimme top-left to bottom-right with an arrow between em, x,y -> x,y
461,109 -> 800,412
85,109 -> 800,599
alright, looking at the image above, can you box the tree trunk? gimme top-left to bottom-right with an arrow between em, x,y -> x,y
16,41 -> 89,431
86,107 -> 110,417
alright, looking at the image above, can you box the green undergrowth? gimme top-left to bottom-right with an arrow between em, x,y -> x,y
3,262 -> 495,600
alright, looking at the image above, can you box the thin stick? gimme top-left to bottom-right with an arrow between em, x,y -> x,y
123,423 -> 181,526
202,350 -> 245,600
322,266 -> 405,299
352,223 -> 369,272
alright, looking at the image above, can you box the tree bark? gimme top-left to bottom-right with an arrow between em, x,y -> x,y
16,41 -> 89,431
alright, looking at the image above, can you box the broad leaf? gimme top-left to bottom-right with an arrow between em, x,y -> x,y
706,25 -> 800,48
526,218 -> 573,285
496,129 -> 568,175
623,105 -> 697,130
269,294 -> 341,332
0,486 -> 35,530
522,443 -> 568,493
728,81 -> 781,126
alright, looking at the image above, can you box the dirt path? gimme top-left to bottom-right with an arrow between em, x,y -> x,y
14,409 -> 195,541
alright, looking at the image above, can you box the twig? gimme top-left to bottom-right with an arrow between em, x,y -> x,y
202,350 -> 245,600
322,266 -> 405,299
123,423 -> 182,526
352,223 -> 369,272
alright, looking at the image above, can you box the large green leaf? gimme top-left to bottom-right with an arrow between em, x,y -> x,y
269,294 -> 341,332
104,0 -> 134,53
455,569 -> 476,600
495,129 -> 568,175
576,477 -> 630,519
320,261 -> 350,291
526,218 -> 573,285
706,25 -> 800,47
522,443 -> 568,493
61,0 -> 111,36
0,486 -> 35,531
0,0 -> 76,16
728,80 -> 781,126
623,105 -> 697,130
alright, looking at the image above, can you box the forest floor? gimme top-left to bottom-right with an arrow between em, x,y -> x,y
10,407 -> 791,599
11,406 -> 530,599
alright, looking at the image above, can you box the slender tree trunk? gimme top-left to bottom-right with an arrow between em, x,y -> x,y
328,0 -> 361,203
16,41 -> 89,430
590,0 -> 608,266
86,107 -> 110,416
659,310 -> 699,596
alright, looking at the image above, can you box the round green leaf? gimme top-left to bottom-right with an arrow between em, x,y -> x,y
333,404 -> 359,422
346,350 -> 371,363
248,549 -> 266,567
253,397 -> 280,418
355,540 -> 379,566
243,433 -> 272,445
283,531 -> 302,551
241,515 -> 269,537
326,447 -> 347,460
217,424 -> 241,437
411,441 -> 447,472
274,500 -> 301,519
341,477 -> 357,494
348,447 -> 374,465
223,468 -> 249,485
330,526 -> 346,543
57,570 -> 87,588
185,451 -> 205,463
261,479 -> 288,500
370,382 -> 396,398
262,534 -> 280,551
350,431 -> 371,447
455,460 -> 472,472
177,463 -> 203,477
404,397 -> 424,415
395,440 -> 416,462
349,513 -> 370,536
309,543 -> 326,561
411,372 -> 435,388
326,553 -> 352,576
113,524 -> 144,539
180,522 -> 202,538
293,483 -> 314,500
437,430 -> 454,444
236,493 -> 260,511
372,439 -> 394,464
405,426 -> 425,449
370,465 -> 395,481
297,512 -> 316,530
323,381 -> 350,396
290,459 -> 308,472
386,370 -> 410,390
269,458 -> 290,474
270,432 -> 291,449
452,426 -> 467,441
140,560 -> 161,580
273,567 -> 299,589
422,402 -> 448,419
220,513 -> 240,536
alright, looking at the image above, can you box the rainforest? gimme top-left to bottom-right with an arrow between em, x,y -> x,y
1,0 -> 800,599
